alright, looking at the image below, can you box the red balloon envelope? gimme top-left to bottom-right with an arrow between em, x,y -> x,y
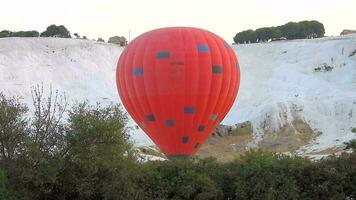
116,27 -> 240,157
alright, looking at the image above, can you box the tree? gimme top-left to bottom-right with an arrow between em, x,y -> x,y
29,85 -> 67,155
233,30 -> 257,44
10,31 -> 39,37
8,85 -> 68,200
73,33 -> 80,39
270,27 -> 282,39
0,30 -> 39,38
0,30 -> 11,38
308,20 -> 325,38
233,20 -> 325,43
0,93 -> 28,166
55,103 -> 138,199
232,150 -> 300,200
40,25 -> 71,38
255,27 -> 274,42
108,36 -> 127,46
280,22 -> 299,40
97,38 -> 105,42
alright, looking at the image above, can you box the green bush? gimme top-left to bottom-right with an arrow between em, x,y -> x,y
55,103 -> 137,199
233,29 -> 256,44
0,30 -> 39,38
138,159 -> 222,200
0,92 -> 355,199
40,24 -> 71,38
0,30 -> 11,38
231,151 -> 300,200
233,20 -> 325,44
108,36 -> 127,46
10,31 -> 39,37
294,154 -> 356,199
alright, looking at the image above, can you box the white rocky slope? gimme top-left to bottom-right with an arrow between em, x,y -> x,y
0,37 -> 152,145
0,36 -> 356,154
230,35 -> 356,153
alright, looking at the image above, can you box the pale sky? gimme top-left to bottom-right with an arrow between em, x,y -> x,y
0,0 -> 355,43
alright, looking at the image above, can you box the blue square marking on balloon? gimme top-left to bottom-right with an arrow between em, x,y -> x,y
197,45 -> 209,52
198,125 -> 205,132
210,114 -> 218,120
184,107 -> 196,114
156,51 -> 170,59
146,114 -> 156,121
182,136 -> 189,143
212,66 -> 223,74
133,67 -> 144,76
165,119 -> 175,127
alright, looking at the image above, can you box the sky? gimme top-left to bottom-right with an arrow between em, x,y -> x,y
0,0 -> 355,43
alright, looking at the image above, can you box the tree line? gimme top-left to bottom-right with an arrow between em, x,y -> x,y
233,20 -> 325,44
0,90 -> 355,200
0,24 -> 127,46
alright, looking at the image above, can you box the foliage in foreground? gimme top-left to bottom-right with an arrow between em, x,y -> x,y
0,92 -> 355,200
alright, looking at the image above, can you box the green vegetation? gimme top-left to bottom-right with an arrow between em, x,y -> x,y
0,24 -> 70,38
234,20 -> 325,44
40,24 -> 71,38
108,36 -> 128,46
0,30 -> 39,38
0,25 -> 126,44
97,38 -> 105,42
352,127 -> 356,133
0,91 -> 355,199
345,139 -> 356,150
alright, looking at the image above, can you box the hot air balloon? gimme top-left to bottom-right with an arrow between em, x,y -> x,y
116,27 -> 240,159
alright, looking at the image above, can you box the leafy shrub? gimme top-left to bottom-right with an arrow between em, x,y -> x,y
0,92 -> 355,199
138,158 -> 222,200
108,36 -> 127,46
40,24 -> 71,38
231,150 -> 300,200
234,20 -> 325,44
97,38 -> 105,42
0,30 -> 39,38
